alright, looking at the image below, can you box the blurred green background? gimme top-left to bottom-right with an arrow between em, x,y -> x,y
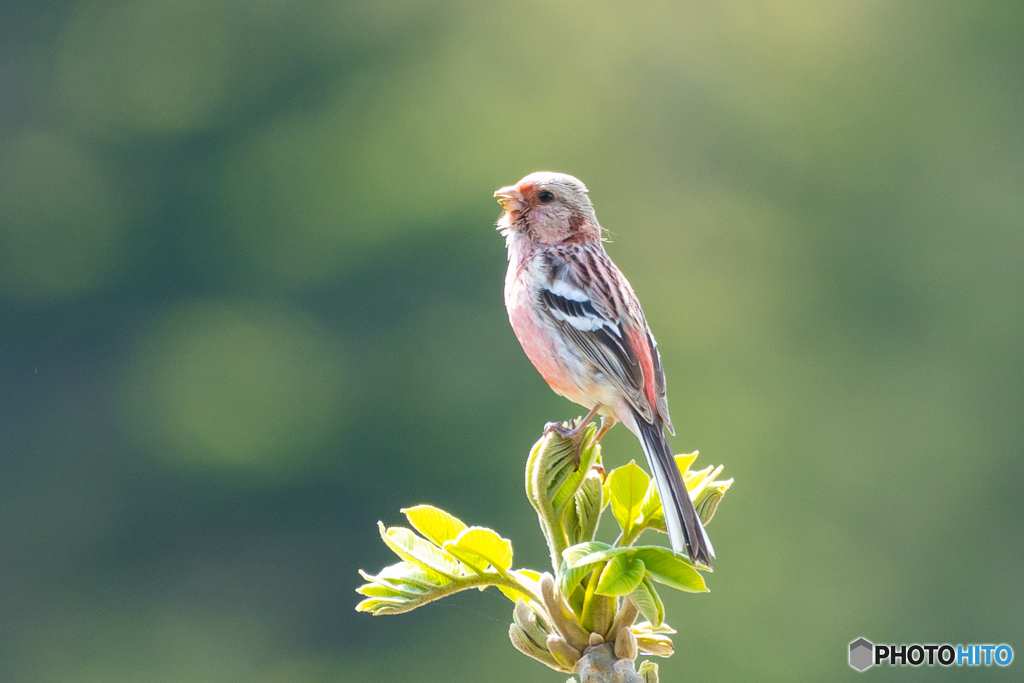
2,1 -> 1022,681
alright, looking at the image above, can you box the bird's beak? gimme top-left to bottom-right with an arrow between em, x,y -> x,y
494,185 -> 525,212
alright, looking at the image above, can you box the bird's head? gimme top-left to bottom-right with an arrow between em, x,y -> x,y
494,172 -> 601,245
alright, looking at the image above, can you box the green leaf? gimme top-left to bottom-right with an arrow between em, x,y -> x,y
595,554 -> 646,596
630,577 -> 665,627
567,583 -> 586,616
684,464 -> 723,501
525,425 -> 602,569
531,424 -> 597,511
377,522 -> 463,578
632,620 -> 676,635
562,498 -> 581,548
561,541 -> 612,594
497,568 -> 541,603
509,623 -> 561,670
632,621 -> 677,658
355,583 -> 411,599
565,543 -> 705,594
355,597 -> 414,614
608,461 -> 649,534
401,505 -> 467,547
512,568 -> 542,585
512,598 -> 551,651
639,478 -> 663,523
355,561 -> 456,616
632,547 -> 708,593
559,559 -> 596,596
644,454 -> 732,531
635,632 -> 674,657
550,424 -> 601,512
563,541 -> 613,567
694,478 -> 733,524
442,526 -> 513,573
366,561 -> 447,592
565,469 -> 603,545
675,452 -> 699,477
543,436 -> 579,505
638,660 -> 659,683
565,545 -> 635,569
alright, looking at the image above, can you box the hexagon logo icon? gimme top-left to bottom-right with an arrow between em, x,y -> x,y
849,637 -> 874,671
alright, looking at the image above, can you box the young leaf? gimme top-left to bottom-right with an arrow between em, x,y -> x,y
562,541 -> 612,567
533,426 -> 595,510
559,559 -> 595,597
644,454 -> 732,530
607,461 -> 649,534
633,621 -> 677,658
632,620 -> 676,635
401,505 -> 467,547
630,577 -> 665,627
355,597 -> 414,614
638,660 -> 660,683
562,498 -> 581,549
639,478 -> 662,523
632,547 -> 708,593
684,464 -> 724,502
512,568 -> 543,585
595,554 -> 646,596
355,583 -> 414,599
498,569 -> 542,603
443,526 -> 513,573
509,623 -> 561,671
566,545 -> 635,569
567,583 -> 586,616
675,452 -> 699,477
525,425 -> 601,570
544,437 -> 579,505
695,478 -> 733,524
377,522 -> 463,578
356,562 -> 456,615
635,632 -> 674,657
560,541 -> 614,597
513,598 -> 551,649
497,583 -> 532,603
551,425 -> 601,512
368,561 -> 447,592
566,469 -> 603,545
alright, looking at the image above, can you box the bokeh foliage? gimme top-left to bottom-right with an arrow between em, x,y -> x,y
1,1 -> 1022,681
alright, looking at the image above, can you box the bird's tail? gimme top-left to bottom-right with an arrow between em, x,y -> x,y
636,414 -> 715,569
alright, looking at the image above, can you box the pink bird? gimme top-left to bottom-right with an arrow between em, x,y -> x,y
495,171 -> 714,569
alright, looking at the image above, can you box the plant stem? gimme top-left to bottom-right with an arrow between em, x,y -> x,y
579,566 -> 602,631
377,572 -> 542,615
614,524 -> 644,548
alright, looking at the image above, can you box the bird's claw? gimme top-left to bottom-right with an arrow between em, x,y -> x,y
543,420 -> 586,470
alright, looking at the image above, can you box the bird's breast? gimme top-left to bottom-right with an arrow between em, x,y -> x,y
503,249 -> 580,400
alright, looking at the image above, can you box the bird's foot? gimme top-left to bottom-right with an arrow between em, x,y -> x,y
543,420 -> 587,470
544,405 -> 602,470
594,415 -> 617,443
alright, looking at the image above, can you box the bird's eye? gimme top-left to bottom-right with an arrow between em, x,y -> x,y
538,190 -> 555,203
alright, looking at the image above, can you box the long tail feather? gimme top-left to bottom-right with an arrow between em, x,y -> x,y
635,414 -> 715,569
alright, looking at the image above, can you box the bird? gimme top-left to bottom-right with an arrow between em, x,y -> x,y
494,171 -> 714,570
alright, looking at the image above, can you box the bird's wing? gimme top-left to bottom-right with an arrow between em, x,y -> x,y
539,247 -> 663,424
